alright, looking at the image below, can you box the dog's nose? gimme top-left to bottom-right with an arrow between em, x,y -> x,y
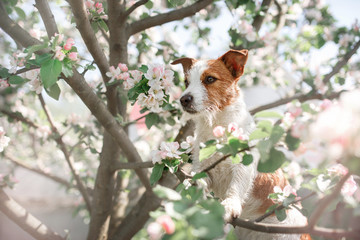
180,94 -> 193,108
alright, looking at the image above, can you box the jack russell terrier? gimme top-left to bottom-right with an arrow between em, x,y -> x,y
172,49 -> 310,240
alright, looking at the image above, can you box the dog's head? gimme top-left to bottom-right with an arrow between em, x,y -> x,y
171,49 -> 248,115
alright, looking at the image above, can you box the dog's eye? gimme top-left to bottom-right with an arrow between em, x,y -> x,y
204,76 -> 217,84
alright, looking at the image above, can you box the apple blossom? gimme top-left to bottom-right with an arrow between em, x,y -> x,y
213,126 -> 225,138
106,66 -> 121,82
0,79 -> 9,89
180,135 -> 195,153
156,215 -> 175,235
160,142 -> 181,159
341,176 -> 357,197
118,63 -> 128,72
147,222 -> 162,240
54,46 -> 66,61
0,127 -> 10,152
64,38 -> 75,50
68,52 -> 78,61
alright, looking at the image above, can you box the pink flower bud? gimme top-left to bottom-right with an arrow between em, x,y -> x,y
147,222 -> 162,240
66,38 -> 75,46
95,2 -> 102,8
97,8 -> 104,14
85,1 -> 94,9
228,122 -> 239,133
68,52 -> 78,61
63,43 -> 72,51
213,126 -> 225,138
118,63 -> 128,72
156,215 -> 175,235
118,72 -> 130,81
320,99 -> 332,110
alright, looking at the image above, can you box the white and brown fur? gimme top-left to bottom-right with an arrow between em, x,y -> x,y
172,50 -> 310,240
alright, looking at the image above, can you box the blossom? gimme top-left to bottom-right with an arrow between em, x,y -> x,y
160,142 -> 181,159
328,164 -> 349,176
156,215 -> 175,235
68,52 -> 78,61
161,69 -> 174,93
339,33 -> 355,47
213,126 -> 225,138
287,103 -> 302,118
29,77 -> 43,94
118,63 -> 128,72
291,121 -> 306,138
64,38 -> 75,50
180,136 -> 195,153
341,176 -> 357,196
106,66 -> 121,82
0,79 -> 9,89
273,185 -> 297,202
228,122 -> 239,133
0,127 -> 10,152
150,149 -> 166,164
85,1 -> 94,9
54,46 -> 65,61
147,222 -> 162,240
145,64 -> 165,81
36,125 -> 51,139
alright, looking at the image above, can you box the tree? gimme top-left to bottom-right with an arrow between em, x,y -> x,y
0,0 -> 359,239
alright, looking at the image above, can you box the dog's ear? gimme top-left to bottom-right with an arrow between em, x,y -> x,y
219,49 -> 248,78
171,58 -> 196,74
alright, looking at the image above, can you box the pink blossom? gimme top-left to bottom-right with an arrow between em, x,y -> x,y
118,72 -> 130,81
129,70 -> 143,82
342,176 -> 357,197
54,46 -> 65,61
97,8 -> 104,14
85,1 -> 94,9
228,122 -> 239,133
0,127 -> 10,152
0,79 -> 10,89
213,126 -> 225,138
54,33 -> 64,44
320,99 -> 332,110
106,66 -> 120,82
145,64 -> 164,80
290,121 -> 306,138
64,38 -> 75,50
287,103 -> 302,118
147,222 -> 162,240
328,164 -> 348,176
95,2 -> 102,8
156,215 -> 175,235
68,52 -> 78,61
160,142 -> 181,159
118,63 -> 128,72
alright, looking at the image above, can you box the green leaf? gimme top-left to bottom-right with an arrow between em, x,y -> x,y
45,82 -> 61,100
0,68 -> 10,78
145,0 -> 154,9
275,208 -> 287,222
265,203 -> 279,213
285,132 -> 300,151
62,62 -> 73,77
98,19 -> 108,32
145,112 -> 160,129
199,145 -> 217,162
14,6 -> 26,19
153,185 -> 182,201
231,154 -> 241,164
168,0 -> 186,7
257,148 -> 286,173
9,75 -> 26,85
283,194 -> 296,207
192,172 -> 207,181
139,65 -> 148,73
269,125 -> 285,145
242,154 -> 253,165
249,129 -> 269,140
25,42 -> 48,57
150,163 -> 164,186
255,111 -> 283,118
40,59 -> 62,88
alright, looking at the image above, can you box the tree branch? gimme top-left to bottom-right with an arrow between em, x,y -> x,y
249,90 -> 343,115
232,218 -> 357,239
4,154 -> 72,189
66,0 -> 110,81
124,0 -> 149,18
112,161 -> 154,171
323,39 -> 360,85
0,188 -> 65,240
127,0 -> 213,37
308,171 -> 351,227
38,94 -> 92,213
34,0 -> 59,38
0,109 -> 39,129
252,0 -> 273,32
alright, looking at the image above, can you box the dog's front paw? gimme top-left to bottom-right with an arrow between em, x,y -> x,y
221,198 -> 242,223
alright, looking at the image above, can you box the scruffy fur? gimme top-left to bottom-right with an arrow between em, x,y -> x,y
172,50 -> 309,240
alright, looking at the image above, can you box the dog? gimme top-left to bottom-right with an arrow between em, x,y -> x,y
172,49 -> 310,240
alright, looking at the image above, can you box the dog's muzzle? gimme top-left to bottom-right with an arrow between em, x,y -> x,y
180,94 -> 197,114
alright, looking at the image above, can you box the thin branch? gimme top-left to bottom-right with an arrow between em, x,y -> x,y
254,192 -> 316,223
200,146 -> 252,173
308,171 -> 352,227
0,188 -> 65,240
127,0 -> 213,37
252,0 -> 273,32
323,39 -> 360,85
273,0 -> 286,36
231,218 -> 357,239
38,94 -> 92,213
249,90 -> 343,115
0,109 -> 39,129
124,0 -> 149,18
66,0 -> 110,81
34,0 -> 59,38
112,161 -> 154,171
14,66 -> 40,75
5,154 -> 72,189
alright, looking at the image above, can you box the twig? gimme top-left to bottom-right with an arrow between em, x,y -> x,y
0,188 -> 65,240
124,0 -> 149,18
127,0 -> 213,37
5,154 -> 72,189
254,192 -> 316,223
231,218 -> 357,239
249,90 -> 343,115
252,0 -> 273,32
0,109 -> 39,129
308,171 -> 351,227
38,94 -> 92,213
323,39 -> 360,85
200,146 -> 252,173
14,66 -> 40,75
